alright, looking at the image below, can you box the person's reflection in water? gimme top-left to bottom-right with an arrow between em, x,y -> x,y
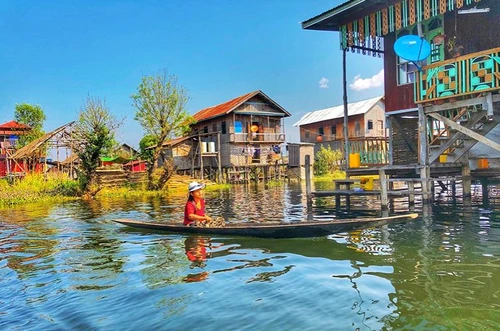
183,236 -> 211,282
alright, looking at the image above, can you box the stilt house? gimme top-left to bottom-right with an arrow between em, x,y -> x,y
302,0 -> 500,202
163,90 -> 291,179
293,96 -> 388,166
0,121 -> 31,177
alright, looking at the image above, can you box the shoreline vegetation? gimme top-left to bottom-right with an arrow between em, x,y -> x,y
0,172 -> 346,207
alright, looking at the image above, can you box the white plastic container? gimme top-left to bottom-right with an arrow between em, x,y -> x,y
208,142 -> 216,153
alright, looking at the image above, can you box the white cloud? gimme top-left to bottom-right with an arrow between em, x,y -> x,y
349,69 -> 384,91
319,77 -> 329,89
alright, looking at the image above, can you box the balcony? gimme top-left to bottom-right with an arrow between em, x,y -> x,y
229,132 -> 285,143
414,47 -> 500,104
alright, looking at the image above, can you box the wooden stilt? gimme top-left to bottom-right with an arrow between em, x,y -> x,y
462,164 -> 471,199
380,168 -> 388,209
482,179 -> 489,205
408,181 -> 415,205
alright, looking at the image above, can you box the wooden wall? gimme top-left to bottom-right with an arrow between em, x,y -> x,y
384,33 -> 417,112
391,115 -> 418,165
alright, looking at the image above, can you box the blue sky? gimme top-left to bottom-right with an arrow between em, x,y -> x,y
0,0 -> 384,147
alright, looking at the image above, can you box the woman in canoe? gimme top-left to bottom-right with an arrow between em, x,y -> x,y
184,181 -> 213,226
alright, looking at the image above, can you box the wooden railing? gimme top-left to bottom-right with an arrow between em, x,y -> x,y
320,137 -> 389,166
414,47 -> 500,103
229,133 -> 285,143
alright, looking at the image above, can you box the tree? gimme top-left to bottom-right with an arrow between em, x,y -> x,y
139,134 -> 158,164
314,145 -> 343,175
14,103 -> 46,147
131,70 -> 194,190
72,96 -> 122,198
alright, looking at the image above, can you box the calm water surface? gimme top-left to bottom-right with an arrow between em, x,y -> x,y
1,182 -> 500,330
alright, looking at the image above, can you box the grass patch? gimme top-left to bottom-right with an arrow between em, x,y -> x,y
0,173 -> 79,206
313,170 -> 346,183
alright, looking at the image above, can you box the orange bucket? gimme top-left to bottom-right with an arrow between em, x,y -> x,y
478,158 -> 489,169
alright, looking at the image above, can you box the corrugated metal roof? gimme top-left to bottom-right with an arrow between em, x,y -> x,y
293,96 -> 384,127
302,0 -> 375,31
192,90 -> 291,122
0,120 -> 31,130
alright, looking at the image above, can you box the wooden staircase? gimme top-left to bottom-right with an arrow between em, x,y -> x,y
427,94 -> 500,164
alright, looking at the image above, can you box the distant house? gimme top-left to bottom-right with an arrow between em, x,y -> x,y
0,121 -> 31,147
294,96 -> 385,143
120,143 -> 138,158
164,90 -> 291,174
293,96 -> 387,166
0,121 -> 31,177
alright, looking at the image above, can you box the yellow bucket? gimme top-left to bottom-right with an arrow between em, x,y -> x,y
349,153 -> 360,168
360,176 -> 374,191
439,155 -> 447,163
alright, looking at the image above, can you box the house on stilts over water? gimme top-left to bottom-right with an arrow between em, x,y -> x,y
162,90 -> 294,183
302,0 -> 500,206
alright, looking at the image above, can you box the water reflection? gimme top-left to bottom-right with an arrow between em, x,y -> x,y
183,236 -> 211,282
2,183 -> 500,329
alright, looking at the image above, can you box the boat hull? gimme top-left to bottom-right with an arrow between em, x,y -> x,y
114,213 -> 417,238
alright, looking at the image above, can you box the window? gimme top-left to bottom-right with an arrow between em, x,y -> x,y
396,16 -> 443,85
355,121 -> 361,136
397,58 -> 417,85
212,123 -> 217,132
330,125 -> 336,136
378,120 -> 384,133
318,127 -> 324,135
203,126 -> 208,134
221,121 -> 227,134
305,130 -> 310,139
367,120 -> 373,130
234,121 -> 242,133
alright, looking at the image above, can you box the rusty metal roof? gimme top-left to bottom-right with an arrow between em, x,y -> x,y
192,90 -> 290,122
0,120 -> 31,131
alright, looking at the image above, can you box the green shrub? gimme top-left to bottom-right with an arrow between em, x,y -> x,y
314,145 -> 343,175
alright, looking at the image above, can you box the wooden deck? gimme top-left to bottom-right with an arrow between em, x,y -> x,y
309,162 -> 500,210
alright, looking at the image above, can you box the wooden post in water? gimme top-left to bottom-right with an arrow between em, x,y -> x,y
462,164 -> 471,199
379,168 -> 388,209
408,181 -> 415,205
305,155 -> 311,197
418,104 -> 431,203
305,155 -> 313,221
482,179 -> 489,206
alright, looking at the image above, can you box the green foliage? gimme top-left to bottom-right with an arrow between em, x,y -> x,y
14,103 -> 46,147
139,134 -> 158,163
313,170 -> 346,182
131,70 -> 194,190
314,145 -> 343,175
72,96 -> 122,196
0,173 -> 79,206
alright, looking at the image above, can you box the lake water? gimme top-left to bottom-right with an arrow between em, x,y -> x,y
1,181 -> 500,330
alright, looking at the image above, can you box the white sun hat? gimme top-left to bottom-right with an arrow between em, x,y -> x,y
188,181 -> 206,192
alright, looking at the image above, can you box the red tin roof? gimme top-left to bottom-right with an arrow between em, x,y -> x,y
0,121 -> 31,130
192,90 -> 290,122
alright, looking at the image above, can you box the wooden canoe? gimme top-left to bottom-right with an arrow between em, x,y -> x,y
114,213 -> 418,238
